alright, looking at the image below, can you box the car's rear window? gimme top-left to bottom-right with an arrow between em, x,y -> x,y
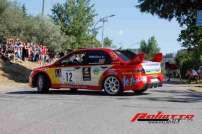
113,50 -> 136,61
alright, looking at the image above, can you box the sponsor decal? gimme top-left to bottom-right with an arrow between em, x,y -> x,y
123,76 -> 142,87
130,77 -> 136,86
89,55 -> 104,59
142,62 -> 161,74
123,76 -> 130,87
99,59 -> 105,64
93,67 -> 100,75
122,72 -> 134,75
55,69 -> 61,77
131,112 -> 194,124
83,67 -> 91,81
122,72 -> 141,75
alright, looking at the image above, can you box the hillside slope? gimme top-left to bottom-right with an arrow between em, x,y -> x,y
0,58 -> 40,90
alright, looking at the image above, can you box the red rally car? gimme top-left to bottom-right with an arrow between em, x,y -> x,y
29,48 -> 164,95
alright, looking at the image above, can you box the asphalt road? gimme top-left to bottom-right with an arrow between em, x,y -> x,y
0,84 -> 201,134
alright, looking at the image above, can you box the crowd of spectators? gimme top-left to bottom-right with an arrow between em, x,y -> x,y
0,39 -> 50,65
185,67 -> 202,83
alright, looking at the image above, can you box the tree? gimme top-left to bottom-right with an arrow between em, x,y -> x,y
22,4 -> 27,17
139,36 -> 160,60
175,49 -> 200,77
177,19 -> 202,63
0,0 -> 69,54
139,40 -> 147,53
21,16 -> 69,53
137,0 -> 202,26
103,37 -> 112,47
0,0 -> 100,54
0,0 -> 8,43
0,1 -> 25,41
137,0 -> 202,64
0,0 -> 8,15
51,0 -> 98,49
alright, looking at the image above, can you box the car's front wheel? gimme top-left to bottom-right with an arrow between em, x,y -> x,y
103,76 -> 123,95
37,74 -> 50,93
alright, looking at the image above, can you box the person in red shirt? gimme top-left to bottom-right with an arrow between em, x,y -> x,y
41,45 -> 47,66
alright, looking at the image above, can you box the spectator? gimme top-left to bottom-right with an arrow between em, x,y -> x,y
197,66 -> 202,79
33,45 -> 40,61
41,45 -> 47,66
22,43 -> 26,61
14,40 -> 22,60
186,68 -> 199,83
192,69 -> 198,78
1,38 -> 56,65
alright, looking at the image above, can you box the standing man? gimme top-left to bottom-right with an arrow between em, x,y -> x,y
41,45 -> 47,66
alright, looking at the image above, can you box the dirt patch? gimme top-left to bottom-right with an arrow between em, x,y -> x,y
0,58 -> 40,90
190,85 -> 202,93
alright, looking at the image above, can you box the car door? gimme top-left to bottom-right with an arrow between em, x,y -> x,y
54,52 -> 85,87
80,50 -> 113,87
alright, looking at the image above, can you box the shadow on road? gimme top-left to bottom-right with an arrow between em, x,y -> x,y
139,89 -> 202,103
166,81 -> 186,85
7,90 -> 150,97
0,59 -> 31,83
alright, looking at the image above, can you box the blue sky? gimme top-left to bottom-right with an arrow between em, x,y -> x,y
14,0 -> 182,53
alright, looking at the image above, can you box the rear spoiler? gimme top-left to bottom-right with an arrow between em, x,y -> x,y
128,53 -> 145,65
152,53 -> 163,62
128,53 -> 163,65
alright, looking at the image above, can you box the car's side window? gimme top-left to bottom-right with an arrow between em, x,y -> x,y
60,52 -> 86,65
83,51 -> 112,65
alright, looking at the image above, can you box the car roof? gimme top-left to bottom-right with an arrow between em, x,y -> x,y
76,48 -> 113,53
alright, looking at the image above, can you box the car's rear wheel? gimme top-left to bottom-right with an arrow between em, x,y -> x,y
103,76 -> 123,95
37,74 -> 50,93
133,87 -> 148,94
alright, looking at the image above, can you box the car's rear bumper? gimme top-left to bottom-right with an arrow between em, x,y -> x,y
145,73 -> 164,88
147,82 -> 163,88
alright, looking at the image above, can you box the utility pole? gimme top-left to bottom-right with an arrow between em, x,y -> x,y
92,14 -> 115,48
42,0 -> 45,16
101,19 -> 106,48
100,14 -> 115,48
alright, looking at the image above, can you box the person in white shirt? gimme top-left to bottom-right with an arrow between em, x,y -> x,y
192,69 -> 198,77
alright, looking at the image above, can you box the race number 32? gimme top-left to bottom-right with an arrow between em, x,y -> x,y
66,72 -> 72,82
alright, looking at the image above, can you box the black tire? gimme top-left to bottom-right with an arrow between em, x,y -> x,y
103,76 -> 123,95
37,74 -> 50,93
133,87 -> 148,94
